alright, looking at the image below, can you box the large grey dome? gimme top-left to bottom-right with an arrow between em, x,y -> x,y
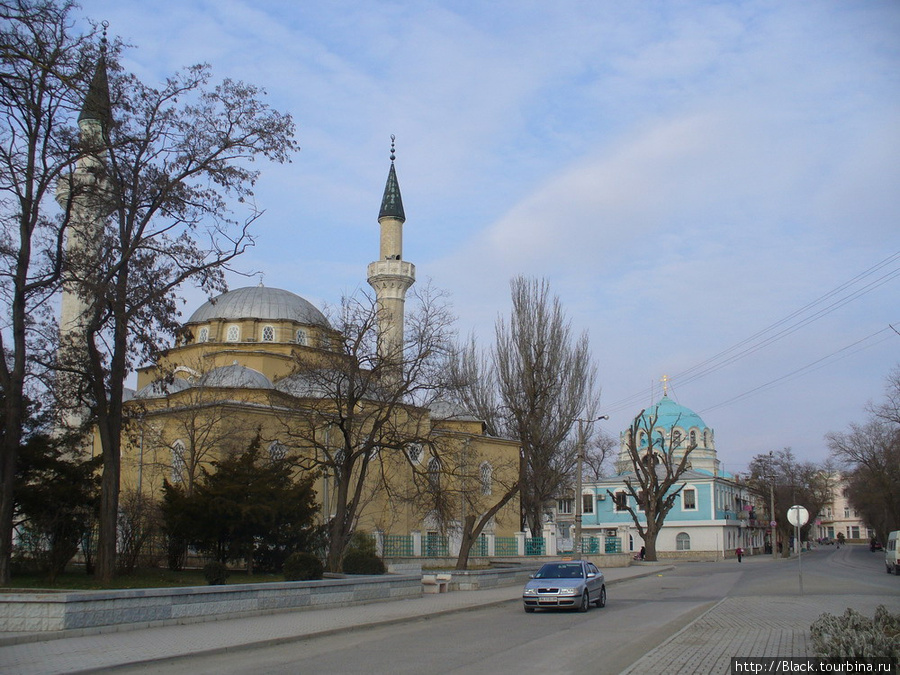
187,286 -> 329,327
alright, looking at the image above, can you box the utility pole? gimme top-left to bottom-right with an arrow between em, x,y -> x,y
573,415 -> 608,557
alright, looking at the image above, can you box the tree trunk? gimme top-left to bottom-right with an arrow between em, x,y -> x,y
455,515 -> 477,570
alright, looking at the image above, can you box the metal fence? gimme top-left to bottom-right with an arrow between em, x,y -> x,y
525,537 -> 545,556
382,534 -> 414,557
494,536 -> 518,556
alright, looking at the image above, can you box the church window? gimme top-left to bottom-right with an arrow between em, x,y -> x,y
226,325 -> 240,342
676,532 -> 691,551
582,493 -> 594,514
480,462 -> 493,496
673,430 -> 682,445
703,430 -> 710,446
406,444 -> 422,464
171,440 -> 186,484
683,488 -> 697,510
690,430 -> 697,445
613,492 -> 627,512
557,498 -> 573,514
296,329 -> 307,345
198,327 -> 209,343
262,325 -> 275,342
268,441 -> 286,462
428,457 -> 441,489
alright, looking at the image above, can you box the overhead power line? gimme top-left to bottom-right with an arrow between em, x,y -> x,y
602,250 -> 900,416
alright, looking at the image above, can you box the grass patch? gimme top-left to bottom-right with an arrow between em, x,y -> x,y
5,567 -> 286,591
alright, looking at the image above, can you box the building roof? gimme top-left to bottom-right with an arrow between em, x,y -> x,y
637,394 -> 708,432
379,159 -> 405,222
198,364 -> 272,389
186,286 -> 329,327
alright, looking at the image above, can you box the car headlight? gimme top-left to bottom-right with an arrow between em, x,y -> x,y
558,587 -> 580,596
523,588 -> 538,596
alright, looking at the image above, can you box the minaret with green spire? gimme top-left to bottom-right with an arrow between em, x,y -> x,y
56,24 -> 113,429
367,136 -> 416,360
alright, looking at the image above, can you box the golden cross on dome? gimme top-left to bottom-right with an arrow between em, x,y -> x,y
661,374 -> 669,396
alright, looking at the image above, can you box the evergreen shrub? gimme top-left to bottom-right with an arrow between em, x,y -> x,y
810,605 -> 900,658
283,552 -> 324,581
342,550 -> 386,575
202,561 -> 230,585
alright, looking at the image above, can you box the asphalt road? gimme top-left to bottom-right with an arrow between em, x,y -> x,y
101,546 -> 897,675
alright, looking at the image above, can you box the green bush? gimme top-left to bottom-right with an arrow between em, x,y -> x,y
810,605 -> 900,658
346,531 -> 377,557
283,552 -> 324,581
202,561 -> 230,585
342,550 -> 386,575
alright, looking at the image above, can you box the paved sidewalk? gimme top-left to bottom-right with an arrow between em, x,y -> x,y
621,593 -> 900,675
0,565 -> 668,675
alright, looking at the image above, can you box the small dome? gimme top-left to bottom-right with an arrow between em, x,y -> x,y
135,378 -> 191,399
637,395 -> 707,432
198,364 -> 272,389
274,372 -> 332,398
187,286 -> 329,327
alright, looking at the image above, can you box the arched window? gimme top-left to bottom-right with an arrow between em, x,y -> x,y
296,329 -> 307,345
171,440 -> 186,483
268,441 -> 286,462
262,325 -> 275,342
676,532 -> 691,551
673,429 -> 682,445
690,430 -> 697,445
428,457 -> 441,489
226,325 -> 240,342
406,444 -> 422,464
703,430 -> 710,446
198,327 -> 209,343
480,462 -> 493,496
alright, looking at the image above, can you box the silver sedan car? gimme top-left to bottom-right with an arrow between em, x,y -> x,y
522,560 -> 606,613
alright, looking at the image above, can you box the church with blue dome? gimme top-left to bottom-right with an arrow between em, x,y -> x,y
557,392 -> 767,559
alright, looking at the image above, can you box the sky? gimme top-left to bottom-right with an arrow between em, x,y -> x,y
75,0 -> 900,474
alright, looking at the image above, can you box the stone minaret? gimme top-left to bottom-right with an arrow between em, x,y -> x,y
367,137 -> 415,360
55,30 -> 112,430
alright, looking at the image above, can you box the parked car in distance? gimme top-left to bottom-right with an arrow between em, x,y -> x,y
522,560 -> 606,613
886,531 -> 900,574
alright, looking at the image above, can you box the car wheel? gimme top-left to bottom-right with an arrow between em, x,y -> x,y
524,604 -> 535,613
595,585 -> 606,608
578,591 -> 590,612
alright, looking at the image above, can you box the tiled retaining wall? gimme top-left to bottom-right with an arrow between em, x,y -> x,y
0,574 -> 421,633
448,566 -> 539,591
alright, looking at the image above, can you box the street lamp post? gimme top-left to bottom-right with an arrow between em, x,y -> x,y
573,415 -> 609,558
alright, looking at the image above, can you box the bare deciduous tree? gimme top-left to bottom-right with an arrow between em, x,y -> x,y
452,276 -> 597,535
276,285 -> 456,573
827,366 -> 900,544
67,49 -> 298,581
747,448 -> 834,557
0,0 -> 102,584
611,408 -> 697,561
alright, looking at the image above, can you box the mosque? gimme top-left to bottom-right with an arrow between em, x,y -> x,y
57,44 -> 522,561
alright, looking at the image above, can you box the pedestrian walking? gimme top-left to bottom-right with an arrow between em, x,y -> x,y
736,547 -> 743,562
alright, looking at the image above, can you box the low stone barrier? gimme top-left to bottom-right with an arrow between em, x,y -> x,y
448,566 -> 539,591
0,574 -> 422,633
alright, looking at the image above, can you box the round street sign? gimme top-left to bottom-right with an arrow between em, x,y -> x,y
770,521 -> 776,528
787,505 -> 809,527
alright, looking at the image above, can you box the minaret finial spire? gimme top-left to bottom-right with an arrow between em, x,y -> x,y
390,134 -> 396,162
661,374 -> 669,396
100,20 -> 108,55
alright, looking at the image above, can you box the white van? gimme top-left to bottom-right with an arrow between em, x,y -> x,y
887,531 -> 900,574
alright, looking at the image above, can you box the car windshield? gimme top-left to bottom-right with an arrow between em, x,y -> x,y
535,563 -> 584,579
